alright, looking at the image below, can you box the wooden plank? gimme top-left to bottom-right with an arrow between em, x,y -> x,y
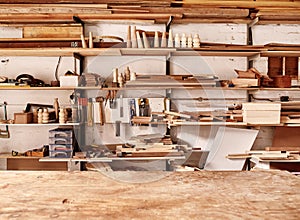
0,13 -> 182,23
0,4 -> 109,14
174,0 -> 300,9
6,157 -> 67,171
23,25 -> 82,38
0,170 -> 299,218
272,127 -> 300,149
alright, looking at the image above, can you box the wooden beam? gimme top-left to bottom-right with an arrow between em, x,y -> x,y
173,0 -> 300,9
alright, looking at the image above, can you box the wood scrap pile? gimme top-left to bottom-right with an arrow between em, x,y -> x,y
114,134 -> 189,157
227,150 -> 300,161
0,0 -> 299,24
125,74 -> 218,87
232,67 -> 273,88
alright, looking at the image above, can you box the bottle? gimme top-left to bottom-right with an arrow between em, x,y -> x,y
174,33 -> 181,48
181,33 -> 187,48
161,32 -> 167,48
33,108 -> 38,123
124,66 -> 130,81
187,34 -> 193,48
168,29 -> 174,48
37,108 -> 43,124
42,108 -> 49,124
59,109 -> 65,124
154,31 -> 159,48
53,98 -> 59,122
193,34 -> 200,48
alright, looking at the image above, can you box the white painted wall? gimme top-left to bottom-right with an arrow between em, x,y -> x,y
1,22 -> 300,154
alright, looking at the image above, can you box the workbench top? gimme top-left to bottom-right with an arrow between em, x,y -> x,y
0,169 -> 299,219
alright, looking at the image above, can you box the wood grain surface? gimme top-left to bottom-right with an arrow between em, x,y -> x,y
0,169 -> 299,219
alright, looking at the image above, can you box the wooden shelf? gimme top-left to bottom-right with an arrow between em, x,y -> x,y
0,86 -> 77,90
1,123 -> 80,127
0,47 -> 288,57
261,51 -> 300,57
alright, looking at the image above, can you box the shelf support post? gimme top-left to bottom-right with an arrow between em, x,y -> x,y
166,16 -> 174,33
73,53 -> 84,75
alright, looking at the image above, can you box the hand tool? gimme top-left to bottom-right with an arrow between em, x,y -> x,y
95,96 -> 105,125
0,102 -> 10,138
87,98 -> 93,126
119,94 -> 124,118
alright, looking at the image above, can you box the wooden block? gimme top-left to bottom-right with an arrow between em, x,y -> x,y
242,103 -> 281,124
23,25 -> 82,38
231,78 -> 258,87
14,112 -> 33,124
272,127 -> 300,149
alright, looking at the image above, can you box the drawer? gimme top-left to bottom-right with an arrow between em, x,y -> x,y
49,137 -> 72,145
49,144 -> 72,151
49,128 -> 73,139
49,150 -> 72,158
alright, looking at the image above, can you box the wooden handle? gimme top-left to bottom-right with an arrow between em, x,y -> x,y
87,100 -> 93,126
99,99 -> 104,126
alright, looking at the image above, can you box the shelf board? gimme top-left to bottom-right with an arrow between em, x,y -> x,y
171,121 -> 248,126
120,48 -> 176,56
173,50 -> 260,57
171,121 -> 287,126
0,47 -> 276,57
1,123 -> 79,127
0,86 -> 77,90
39,156 -> 185,162
261,51 -> 300,57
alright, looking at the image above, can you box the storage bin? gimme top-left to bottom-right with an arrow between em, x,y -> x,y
49,150 -> 72,158
49,137 -> 72,145
242,103 -> 281,124
49,128 -> 73,138
49,144 -> 72,151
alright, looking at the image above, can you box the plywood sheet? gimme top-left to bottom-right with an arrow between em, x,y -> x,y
272,127 -> 300,149
0,170 -> 299,219
23,25 -> 82,38
205,127 -> 258,170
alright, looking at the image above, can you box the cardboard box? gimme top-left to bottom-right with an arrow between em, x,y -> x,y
242,103 -> 281,124
60,76 -> 79,87
14,112 -> 33,124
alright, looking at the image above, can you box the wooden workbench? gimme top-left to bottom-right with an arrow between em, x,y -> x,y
0,169 -> 299,219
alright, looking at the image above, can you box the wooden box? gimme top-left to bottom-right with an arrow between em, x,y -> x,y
14,112 -> 33,124
242,103 -> 281,124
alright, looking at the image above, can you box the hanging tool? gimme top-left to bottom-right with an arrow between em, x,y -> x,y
87,98 -> 93,126
95,96 -> 105,125
119,94 -> 124,118
0,102 -> 10,138
105,90 -> 117,109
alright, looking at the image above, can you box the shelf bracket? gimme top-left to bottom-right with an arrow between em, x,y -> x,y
166,16 -> 174,33
73,53 -> 84,75
248,53 -> 260,62
249,17 -> 259,28
73,16 -> 85,36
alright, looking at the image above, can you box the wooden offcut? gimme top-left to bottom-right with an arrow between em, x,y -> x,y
23,24 -> 83,38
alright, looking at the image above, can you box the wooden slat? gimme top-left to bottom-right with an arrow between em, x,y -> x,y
23,25 -> 82,38
174,0 -> 300,9
0,4 -> 109,14
0,13 -> 182,23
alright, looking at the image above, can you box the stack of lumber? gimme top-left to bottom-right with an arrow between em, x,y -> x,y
126,74 -> 218,87
0,1 -> 299,24
116,143 -> 186,157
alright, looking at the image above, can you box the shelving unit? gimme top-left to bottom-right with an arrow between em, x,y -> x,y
0,0 -> 299,172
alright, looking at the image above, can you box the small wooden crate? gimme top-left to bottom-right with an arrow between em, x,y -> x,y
14,112 -> 33,124
242,103 -> 281,124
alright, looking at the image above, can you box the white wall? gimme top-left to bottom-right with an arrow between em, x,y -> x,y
1,22 -> 300,153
